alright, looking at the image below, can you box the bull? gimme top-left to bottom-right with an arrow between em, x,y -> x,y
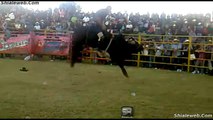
69,23 -> 143,78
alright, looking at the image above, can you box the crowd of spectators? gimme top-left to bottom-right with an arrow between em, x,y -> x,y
0,4 -> 212,36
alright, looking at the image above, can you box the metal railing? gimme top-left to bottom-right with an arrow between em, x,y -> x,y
82,33 -> 213,73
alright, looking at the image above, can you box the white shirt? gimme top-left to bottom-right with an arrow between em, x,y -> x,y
126,24 -> 133,29
83,16 -> 90,23
144,23 -> 148,28
143,49 -> 148,55
143,45 -> 149,55
34,25 -> 41,30
172,43 -> 182,56
9,13 -> 15,20
155,44 -> 163,56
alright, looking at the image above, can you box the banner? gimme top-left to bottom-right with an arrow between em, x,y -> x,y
0,32 -> 72,56
32,33 -> 71,56
0,34 -> 31,54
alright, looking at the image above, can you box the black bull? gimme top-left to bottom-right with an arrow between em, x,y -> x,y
69,25 -> 143,78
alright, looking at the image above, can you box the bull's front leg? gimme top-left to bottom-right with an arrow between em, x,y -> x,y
117,60 -> 129,78
119,64 -> 129,78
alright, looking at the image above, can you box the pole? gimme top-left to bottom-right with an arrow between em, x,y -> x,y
137,33 -> 141,67
187,37 -> 192,72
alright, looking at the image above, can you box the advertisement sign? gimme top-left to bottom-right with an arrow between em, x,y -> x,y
0,34 -> 31,54
0,32 -> 72,56
32,34 -> 71,56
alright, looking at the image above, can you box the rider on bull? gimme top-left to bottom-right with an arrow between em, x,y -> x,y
94,6 -> 112,32
93,6 -> 112,59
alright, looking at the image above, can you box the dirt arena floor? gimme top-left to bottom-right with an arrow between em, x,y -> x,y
0,58 -> 212,118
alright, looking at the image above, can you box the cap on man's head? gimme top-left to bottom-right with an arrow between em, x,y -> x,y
184,39 -> 189,43
174,39 -> 179,42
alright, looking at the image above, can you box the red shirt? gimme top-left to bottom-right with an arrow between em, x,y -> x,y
198,51 -> 205,62
202,27 -> 208,35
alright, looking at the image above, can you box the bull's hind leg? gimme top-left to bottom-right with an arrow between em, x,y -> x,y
70,45 -> 78,67
70,57 -> 76,67
118,63 -> 129,78
69,46 -> 74,67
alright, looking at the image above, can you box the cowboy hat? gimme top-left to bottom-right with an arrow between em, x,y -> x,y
173,39 -> 179,42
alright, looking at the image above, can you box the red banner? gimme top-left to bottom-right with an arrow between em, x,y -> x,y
31,32 -> 72,56
0,32 -> 72,56
0,33 -> 31,54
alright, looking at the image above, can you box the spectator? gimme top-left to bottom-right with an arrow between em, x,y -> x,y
141,42 -> 149,67
125,21 -> 133,33
163,39 -> 172,69
55,22 -> 63,33
172,39 -> 182,71
148,40 -> 156,68
192,45 -> 205,74
205,39 -> 213,74
34,22 -> 41,30
154,41 -> 164,69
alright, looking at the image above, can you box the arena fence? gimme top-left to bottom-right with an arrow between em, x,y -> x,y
1,30 -> 212,73
82,33 -> 213,73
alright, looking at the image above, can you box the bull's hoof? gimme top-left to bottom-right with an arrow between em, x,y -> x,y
122,72 -> 129,78
121,68 -> 129,78
124,74 -> 129,78
70,63 -> 75,67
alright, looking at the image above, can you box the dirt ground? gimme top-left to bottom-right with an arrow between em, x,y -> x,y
0,58 -> 213,118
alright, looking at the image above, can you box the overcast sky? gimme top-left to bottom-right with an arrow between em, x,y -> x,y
22,1 -> 213,15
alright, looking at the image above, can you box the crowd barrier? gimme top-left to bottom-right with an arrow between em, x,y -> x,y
1,29 -> 212,73
82,33 -> 213,73
0,30 -> 72,58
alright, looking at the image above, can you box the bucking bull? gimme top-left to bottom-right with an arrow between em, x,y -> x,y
69,22 -> 143,78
